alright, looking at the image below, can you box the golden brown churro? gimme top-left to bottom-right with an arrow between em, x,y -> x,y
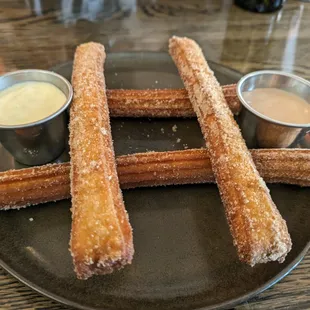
0,149 -> 309,210
106,84 -> 240,117
169,36 -> 292,266
69,42 -> 133,279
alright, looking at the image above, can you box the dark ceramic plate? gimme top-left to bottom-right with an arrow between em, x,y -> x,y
0,53 -> 309,310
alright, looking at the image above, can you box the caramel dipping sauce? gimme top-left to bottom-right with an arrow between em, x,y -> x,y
242,88 -> 310,125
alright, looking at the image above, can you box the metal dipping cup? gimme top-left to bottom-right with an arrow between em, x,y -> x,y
237,70 -> 310,149
0,70 -> 73,165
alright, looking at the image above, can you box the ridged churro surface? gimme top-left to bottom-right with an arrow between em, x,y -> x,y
69,42 -> 133,279
0,148 -> 309,210
106,84 -> 240,117
169,36 -> 292,266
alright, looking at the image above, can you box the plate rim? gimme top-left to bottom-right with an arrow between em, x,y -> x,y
0,52 -> 309,310
1,242 -> 309,310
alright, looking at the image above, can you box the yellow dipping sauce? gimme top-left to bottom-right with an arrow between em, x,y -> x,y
0,81 -> 67,125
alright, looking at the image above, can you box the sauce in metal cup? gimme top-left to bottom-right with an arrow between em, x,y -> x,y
0,70 -> 73,165
237,70 -> 310,149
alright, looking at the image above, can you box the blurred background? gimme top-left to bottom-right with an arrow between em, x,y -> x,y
0,0 -> 308,77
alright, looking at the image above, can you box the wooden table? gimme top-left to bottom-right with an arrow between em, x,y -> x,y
0,0 -> 309,309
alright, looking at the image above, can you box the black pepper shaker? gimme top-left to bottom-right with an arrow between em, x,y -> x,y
235,0 -> 284,13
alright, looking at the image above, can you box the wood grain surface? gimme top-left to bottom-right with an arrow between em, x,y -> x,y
0,0 -> 310,309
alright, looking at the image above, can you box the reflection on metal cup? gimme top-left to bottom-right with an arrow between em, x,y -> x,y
0,113 -> 68,165
14,126 -> 43,148
256,120 -> 301,148
0,70 -> 72,165
237,70 -> 310,149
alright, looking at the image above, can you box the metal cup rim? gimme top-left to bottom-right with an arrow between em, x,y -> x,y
237,70 -> 310,128
0,69 -> 73,129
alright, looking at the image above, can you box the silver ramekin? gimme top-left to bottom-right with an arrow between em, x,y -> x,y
237,70 -> 310,149
0,70 -> 73,165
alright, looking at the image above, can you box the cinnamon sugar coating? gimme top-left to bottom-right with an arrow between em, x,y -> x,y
0,38 -> 298,270
169,36 -> 292,266
0,149 -> 309,210
69,42 -> 133,279
107,84 -> 240,117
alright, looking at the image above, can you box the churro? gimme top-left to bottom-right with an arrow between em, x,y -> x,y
169,36 -> 292,266
69,42 -> 133,279
0,148 -> 309,210
106,84 -> 240,117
